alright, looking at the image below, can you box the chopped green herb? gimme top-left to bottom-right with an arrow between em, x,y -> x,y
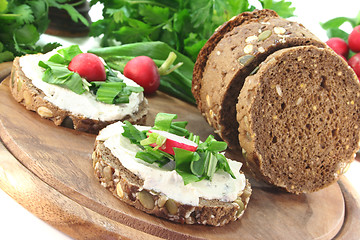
122,113 -> 236,185
38,45 -> 143,104
0,0 -> 88,63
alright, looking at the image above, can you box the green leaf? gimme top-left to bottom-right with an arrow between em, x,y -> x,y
174,147 -> 202,184
153,113 -> 178,131
216,153 -> 235,178
320,17 -> 356,30
40,61 -> 85,94
0,50 -> 14,62
259,0 -> 295,18
95,82 -> 127,104
57,45 -> 83,62
122,120 -> 147,144
12,4 -> 34,25
14,24 -> 39,44
176,169 -> 201,185
326,28 -> 349,41
29,1 -> 49,33
206,152 -> 218,180
190,152 -> 204,177
0,0 -> 8,13
49,2 -> 89,26
139,4 -> 170,25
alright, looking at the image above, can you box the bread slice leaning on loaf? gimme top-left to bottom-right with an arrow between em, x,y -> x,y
237,45 -> 360,194
192,9 -> 327,150
92,122 -> 252,226
9,56 -> 148,133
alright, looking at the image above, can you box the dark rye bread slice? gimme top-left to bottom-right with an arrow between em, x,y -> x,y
9,57 -> 148,134
192,9 -> 327,150
237,45 -> 360,194
92,139 -> 252,226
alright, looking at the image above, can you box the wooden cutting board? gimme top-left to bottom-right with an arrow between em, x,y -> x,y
0,72 -> 359,239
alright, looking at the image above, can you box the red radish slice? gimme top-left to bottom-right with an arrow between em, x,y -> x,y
148,130 -> 197,155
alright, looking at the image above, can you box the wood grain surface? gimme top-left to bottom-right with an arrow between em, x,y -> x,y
0,74 -> 359,239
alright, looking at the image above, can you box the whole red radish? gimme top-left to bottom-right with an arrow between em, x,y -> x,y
124,56 -> 160,94
348,25 -> 360,52
326,37 -> 349,58
348,53 -> 360,79
68,53 -> 106,82
148,130 -> 198,155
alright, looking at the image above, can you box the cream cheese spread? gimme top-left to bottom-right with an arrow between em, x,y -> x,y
97,121 -> 246,206
19,49 -> 145,122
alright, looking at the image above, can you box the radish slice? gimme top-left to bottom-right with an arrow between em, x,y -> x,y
148,130 -> 197,155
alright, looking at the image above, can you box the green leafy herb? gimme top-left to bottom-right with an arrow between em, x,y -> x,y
89,41 -> 196,104
89,0 -> 295,62
122,113 -> 236,185
38,45 -> 144,104
0,0 -> 89,63
320,11 -> 360,40
320,10 -> 360,59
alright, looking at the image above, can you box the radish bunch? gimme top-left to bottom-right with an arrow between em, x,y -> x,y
326,25 -> 360,79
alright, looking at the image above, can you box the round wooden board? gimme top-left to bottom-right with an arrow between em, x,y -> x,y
0,75 -> 359,239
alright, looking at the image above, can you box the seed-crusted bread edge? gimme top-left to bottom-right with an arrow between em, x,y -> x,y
92,139 -> 252,226
9,57 -> 148,134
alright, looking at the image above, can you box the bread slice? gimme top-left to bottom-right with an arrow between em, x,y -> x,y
9,56 -> 148,133
192,9 -> 326,150
92,123 -> 252,226
237,45 -> 360,193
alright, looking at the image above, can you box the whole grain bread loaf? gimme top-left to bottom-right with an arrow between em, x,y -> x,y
192,9 -> 327,150
92,138 -> 252,226
9,57 -> 148,134
237,45 -> 360,193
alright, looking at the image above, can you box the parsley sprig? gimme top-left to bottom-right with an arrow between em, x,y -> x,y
0,0 -> 88,63
38,45 -> 143,104
122,113 -> 235,185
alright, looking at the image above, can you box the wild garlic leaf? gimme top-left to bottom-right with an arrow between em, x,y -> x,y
39,60 -> 85,94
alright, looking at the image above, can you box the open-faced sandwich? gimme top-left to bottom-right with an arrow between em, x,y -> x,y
92,113 -> 251,226
9,45 -> 148,133
192,9 -> 360,193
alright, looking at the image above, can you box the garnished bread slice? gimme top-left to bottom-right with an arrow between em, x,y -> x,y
92,122 -> 252,226
192,9 -> 326,150
237,45 -> 360,193
10,56 -> 148,133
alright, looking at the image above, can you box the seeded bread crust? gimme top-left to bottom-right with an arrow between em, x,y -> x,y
192,9 -> 326,150
92,139 -> 252,226
237,45 -> 360,194
9,57 -> 148,134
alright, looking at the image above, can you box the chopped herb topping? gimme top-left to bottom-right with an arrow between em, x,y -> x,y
38,45 -> 144,104
122,113 -> 235,184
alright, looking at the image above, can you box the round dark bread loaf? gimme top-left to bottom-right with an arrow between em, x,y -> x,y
9,57 -> 148,133
92,139 -> 252,226
192,9 -> 327,150
237,45 -> 360,193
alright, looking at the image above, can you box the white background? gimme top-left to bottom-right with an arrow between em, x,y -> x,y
1,0 -> 360,239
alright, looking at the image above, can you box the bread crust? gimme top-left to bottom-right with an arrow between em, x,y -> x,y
192,9 -> 326,150
9,57 -> 148,134
92,139 -> 252,226
237,46 -> 360,193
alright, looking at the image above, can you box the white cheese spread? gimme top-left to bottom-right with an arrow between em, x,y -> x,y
19,49 -> 144,122
97,121 -> 246,206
